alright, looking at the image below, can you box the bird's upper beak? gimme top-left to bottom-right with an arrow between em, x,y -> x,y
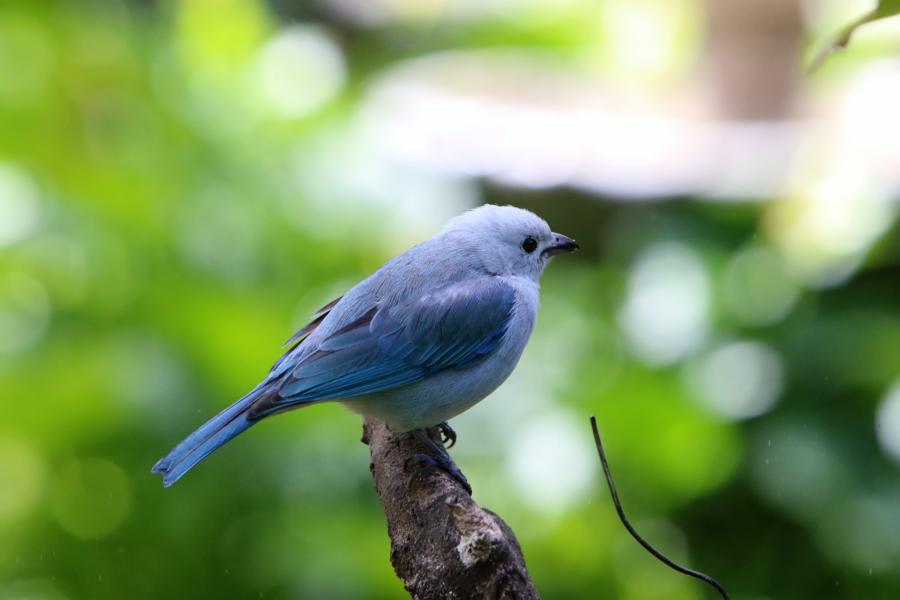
544,232 -> 580,257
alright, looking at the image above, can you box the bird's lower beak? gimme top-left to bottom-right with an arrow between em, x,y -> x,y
544,233 -> 580,257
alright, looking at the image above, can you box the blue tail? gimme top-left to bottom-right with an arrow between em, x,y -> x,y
152,386 -> 268,487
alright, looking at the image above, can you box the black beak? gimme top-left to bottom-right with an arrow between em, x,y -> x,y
544,232 -> 580,257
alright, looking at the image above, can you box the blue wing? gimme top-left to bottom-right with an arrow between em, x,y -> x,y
249,277 -> 517,419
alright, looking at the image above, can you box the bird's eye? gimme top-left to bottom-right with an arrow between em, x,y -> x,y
522,237 -> 538,253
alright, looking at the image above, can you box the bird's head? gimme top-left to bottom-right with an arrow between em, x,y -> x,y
442,205 -> 579,281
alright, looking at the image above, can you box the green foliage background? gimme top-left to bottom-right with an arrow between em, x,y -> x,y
2,1 -> 900,599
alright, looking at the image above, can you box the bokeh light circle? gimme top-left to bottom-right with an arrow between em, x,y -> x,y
0,163 -> 40,248
0,271 -> 51,354
689,340 -> 785,421
619,242 -> 710,366
254,25 -> 345,119
876,381 -> 900,466
0,435 -> 45,524
50,458 -> 132,540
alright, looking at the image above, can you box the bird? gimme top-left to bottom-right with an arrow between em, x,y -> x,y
152,204 -> 579,491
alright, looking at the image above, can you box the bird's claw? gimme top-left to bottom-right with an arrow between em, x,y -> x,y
437,422 -> 457,449
412,453 -> 472,495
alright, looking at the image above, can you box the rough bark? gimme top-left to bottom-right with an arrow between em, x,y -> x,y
362,417 -> 540,600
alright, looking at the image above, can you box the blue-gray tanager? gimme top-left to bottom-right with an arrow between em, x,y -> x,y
153,204 -> 578,489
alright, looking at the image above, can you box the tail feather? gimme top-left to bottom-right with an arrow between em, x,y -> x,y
153,386 -> 268,487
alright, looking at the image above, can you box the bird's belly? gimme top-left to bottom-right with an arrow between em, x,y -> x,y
341,298 -> 535,431
342,352 -> 518,431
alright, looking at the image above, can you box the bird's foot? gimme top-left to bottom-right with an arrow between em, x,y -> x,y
436,421 -> 457,449
412,428 -> 471,495
412,453 -> 472,495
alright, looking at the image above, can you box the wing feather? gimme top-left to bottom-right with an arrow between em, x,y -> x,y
253,278 -> 516,419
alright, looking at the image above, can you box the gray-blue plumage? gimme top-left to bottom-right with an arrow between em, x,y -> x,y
152,205 -> 578,487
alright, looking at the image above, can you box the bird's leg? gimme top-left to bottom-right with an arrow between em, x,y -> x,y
412,428 -> 472,495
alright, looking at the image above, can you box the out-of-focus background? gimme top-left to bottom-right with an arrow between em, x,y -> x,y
2,0 -> 900,598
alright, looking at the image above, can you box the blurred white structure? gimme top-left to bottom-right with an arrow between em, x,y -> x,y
359,50 -> 900,200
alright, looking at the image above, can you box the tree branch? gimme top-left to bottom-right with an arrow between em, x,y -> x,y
362,417 -> 540,600
590,416 -> 730,600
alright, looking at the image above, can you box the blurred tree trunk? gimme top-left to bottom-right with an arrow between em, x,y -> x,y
363,418 -> 540,600
702,0 -> 804,119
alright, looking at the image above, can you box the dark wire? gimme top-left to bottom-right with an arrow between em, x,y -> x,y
590,416 -> 730,600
